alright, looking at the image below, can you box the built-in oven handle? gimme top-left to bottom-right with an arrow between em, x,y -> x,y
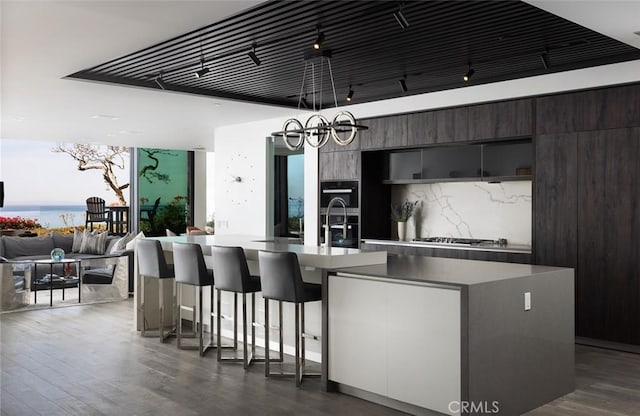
322,224 -> 353,229
322,189 -> 353,194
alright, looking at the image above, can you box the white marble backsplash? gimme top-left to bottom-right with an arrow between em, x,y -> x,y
391,181 -> 532,245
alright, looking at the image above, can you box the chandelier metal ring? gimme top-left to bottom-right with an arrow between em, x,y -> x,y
270,51 -> 367,149
304,114 -> 331,148
281,118 -> 305,150
330,111 -> 358,146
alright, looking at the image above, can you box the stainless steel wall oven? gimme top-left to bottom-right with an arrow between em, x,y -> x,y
320,181 -> 358,208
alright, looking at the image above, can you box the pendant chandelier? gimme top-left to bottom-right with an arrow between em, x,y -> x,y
271,50 -> 367,150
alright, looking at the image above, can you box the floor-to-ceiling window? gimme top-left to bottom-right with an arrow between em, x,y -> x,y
137,148 -> 192,236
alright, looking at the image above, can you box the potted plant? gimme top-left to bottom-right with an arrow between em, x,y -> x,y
391,200 -> 418,241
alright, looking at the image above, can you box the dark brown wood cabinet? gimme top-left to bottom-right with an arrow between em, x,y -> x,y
534,122 -> 640,345
468,99 -> 533,140
576,127 -> 640,344
319,150 -> 360,181
359,115 -> 408,150
319,130 -> 361,152
536,84 -> 640,135
436,107 -> 468,143
407,111 -> 437,146
534,133 -> 578,269
320,82 -> 640,346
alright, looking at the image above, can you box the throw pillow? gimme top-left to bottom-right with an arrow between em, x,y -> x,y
72,228 -> 86,253
125,231 -> 145,251
80,230 -> 108,255
51,232 -> 74,253
109,232 -> 135,254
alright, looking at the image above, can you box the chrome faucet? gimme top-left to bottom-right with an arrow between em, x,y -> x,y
325,197 -> 348,248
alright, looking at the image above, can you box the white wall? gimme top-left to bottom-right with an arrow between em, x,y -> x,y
205,152 -> 215,225
213,117 -> 296,237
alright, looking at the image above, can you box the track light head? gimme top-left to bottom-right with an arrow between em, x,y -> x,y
393,9 -> 409,29
540,51 -> 550,70
313,32 -> 325,50
248,50 -> 261,66
399,78 -> 408,92
347,87 -> 354,102
154,74 -> 166,90
248,44 -> 261,66
195,67 -> 210,78
463,64 -> 475,82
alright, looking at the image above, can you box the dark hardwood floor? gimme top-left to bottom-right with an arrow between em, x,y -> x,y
1,300 -> 639,415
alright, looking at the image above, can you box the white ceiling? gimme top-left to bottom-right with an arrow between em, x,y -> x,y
0,0 -> 290,151
2,1 -> 640,152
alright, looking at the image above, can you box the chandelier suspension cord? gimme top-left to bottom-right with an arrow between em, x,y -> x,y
319,59 -> 324,111
270,49 -> 367,150
311,62 -> 316,111
327,58 -> 338,109
297,61 -> 308,111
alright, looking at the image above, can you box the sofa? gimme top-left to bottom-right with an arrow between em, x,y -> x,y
0,232 -> 133,310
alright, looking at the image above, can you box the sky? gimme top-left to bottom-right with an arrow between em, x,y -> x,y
0,139 -> 130,205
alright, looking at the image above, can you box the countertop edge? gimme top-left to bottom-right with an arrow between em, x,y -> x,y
361,239 -> 532,254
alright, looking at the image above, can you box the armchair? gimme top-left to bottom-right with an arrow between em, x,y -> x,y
85,197 -> 111,231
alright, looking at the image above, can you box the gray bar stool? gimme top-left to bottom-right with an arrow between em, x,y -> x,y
258,250 -> 321,386
137,239 -> 176,342
172,242 -> 215,356
211,245 -> 283,369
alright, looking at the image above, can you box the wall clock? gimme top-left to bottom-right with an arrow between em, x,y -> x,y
225,153 -> 257,206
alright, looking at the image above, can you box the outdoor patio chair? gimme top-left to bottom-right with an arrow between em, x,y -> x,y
140,197 -> 161,230
85,197 -> 111,231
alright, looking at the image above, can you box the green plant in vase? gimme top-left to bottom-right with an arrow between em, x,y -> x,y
391,200 -> 418,241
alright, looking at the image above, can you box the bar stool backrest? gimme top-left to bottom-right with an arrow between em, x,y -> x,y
173,242 -> 213,286
258,251 -> 305,303
211,246 -> 251,292
137,239 -> 173,279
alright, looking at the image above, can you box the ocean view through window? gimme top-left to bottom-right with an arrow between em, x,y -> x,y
0,204 -> 87,228
0,139 -> 130,230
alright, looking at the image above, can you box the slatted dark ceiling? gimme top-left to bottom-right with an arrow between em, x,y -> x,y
68,0 -> 640,108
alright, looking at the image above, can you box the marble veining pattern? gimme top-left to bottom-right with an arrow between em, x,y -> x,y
391,181 -> 532,245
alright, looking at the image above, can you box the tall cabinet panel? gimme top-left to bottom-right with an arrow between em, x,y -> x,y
534,133 -> 578,269
577,128 -> 640,344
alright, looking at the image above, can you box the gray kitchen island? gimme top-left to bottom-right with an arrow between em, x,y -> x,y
134,236 -> 573,415
327,255 -> 574,416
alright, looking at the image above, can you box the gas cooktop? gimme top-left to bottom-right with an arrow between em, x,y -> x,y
413,237 -> 507,246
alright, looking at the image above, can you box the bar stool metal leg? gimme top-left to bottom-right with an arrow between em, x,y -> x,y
301,303 -> 305,374
233,293 -> 238,349
159,278 -> 176,343
265,298 -> 270,377
279,301 -> 284,361
216,289 -> 237,360
295,302 -> 301,387
263,299 -> 292,379
251,293 -> 256,358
